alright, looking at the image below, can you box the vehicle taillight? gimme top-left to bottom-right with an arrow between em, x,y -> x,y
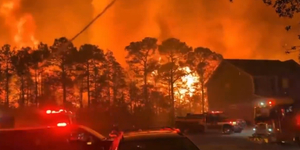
296,115 -> 300,126
230,121 -> 237,125
174,128 -> 181,133
57,122 -> 67,127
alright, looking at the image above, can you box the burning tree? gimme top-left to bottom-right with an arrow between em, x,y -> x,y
104,50 -> 127,107
0,45 -> 15,107
186,47 -> 223,113
125,37 -> 159,112
10,47 -> 31,107
77,44 -> 105,107
48,37 -> 77,106
29,43 -> 50,106
158,38 -> 192,121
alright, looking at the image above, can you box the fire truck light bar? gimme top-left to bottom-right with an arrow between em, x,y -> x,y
57,122 -> 67,127
46,109 -> 65,114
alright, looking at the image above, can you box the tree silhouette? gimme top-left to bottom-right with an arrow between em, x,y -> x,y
0,45 -> 15,107
77,44 -> 105,107
125,37 -> 158,110
29,43 -> 50,105
11,47 -> 31,107
158,38 -> 192,123
186,47 -> 222,112
105,50 -> 126,106
49,37 -> 77,106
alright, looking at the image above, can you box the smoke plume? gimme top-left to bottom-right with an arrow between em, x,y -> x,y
0,0 -> 299,64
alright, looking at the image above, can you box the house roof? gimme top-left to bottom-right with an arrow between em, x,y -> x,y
224,59 -> 300,76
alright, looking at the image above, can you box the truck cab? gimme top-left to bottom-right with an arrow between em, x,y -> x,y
252,99 -> 300,144
175,111 -> 242,134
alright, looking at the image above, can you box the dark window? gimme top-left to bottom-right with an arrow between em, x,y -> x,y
270,78 -> 276,94
282,78 -> 289,89
118,137 -> 199,150
253,78 -> 259,93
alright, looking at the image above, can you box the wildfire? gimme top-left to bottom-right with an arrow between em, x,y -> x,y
175,67 -> 199,99
0,0 -> 38,48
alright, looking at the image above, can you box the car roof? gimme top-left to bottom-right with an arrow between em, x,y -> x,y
122,130 -> 184,141
0,125 -> 106,140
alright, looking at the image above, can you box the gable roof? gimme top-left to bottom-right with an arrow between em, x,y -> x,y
224,59 -> 300,76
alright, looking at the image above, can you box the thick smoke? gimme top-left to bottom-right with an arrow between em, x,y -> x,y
91,0 -> 300,63
0,0 -> 93,46
0,0 -> 299,64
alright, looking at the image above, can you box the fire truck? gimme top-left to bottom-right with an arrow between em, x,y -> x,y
0,108 -> 75,128
250,98 -> 300,144
41,108 -> 76,126
175,111 -> 243,134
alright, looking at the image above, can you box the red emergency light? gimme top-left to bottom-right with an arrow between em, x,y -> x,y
57,122 -> 67,127
46,109 -> 66,114
268,101 -> 274,105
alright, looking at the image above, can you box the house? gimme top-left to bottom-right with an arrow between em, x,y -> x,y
206,59 -> 300,123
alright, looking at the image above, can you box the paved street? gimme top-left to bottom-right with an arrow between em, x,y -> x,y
187,129 -> 300,150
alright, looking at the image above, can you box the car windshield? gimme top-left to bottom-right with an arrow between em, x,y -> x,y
118,137 -> 199,150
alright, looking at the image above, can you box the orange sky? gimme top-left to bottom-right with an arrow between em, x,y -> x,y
0,0 -> 300,65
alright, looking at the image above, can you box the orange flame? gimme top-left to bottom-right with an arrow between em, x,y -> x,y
0,0 -> 38,48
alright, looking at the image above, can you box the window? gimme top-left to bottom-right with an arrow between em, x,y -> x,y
270,78 -> 276,93
253,78 -> 259,92
282,78 -> 289,89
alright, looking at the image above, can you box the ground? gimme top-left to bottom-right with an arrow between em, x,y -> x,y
188,128 -> 299,150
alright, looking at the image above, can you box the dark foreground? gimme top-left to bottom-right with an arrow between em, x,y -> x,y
187,129 -> 299,150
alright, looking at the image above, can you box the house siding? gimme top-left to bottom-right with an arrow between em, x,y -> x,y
206,61 -> 254,123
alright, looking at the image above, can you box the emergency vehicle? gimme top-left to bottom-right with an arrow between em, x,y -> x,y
33,108 -> 76,127
1,108 -> 75,128
109,127 -> 199,150
175,111 -> 243,134
250,98 -> 300,145
0,124 -> 112,150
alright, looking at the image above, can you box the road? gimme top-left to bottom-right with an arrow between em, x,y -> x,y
187,128 -> 299,150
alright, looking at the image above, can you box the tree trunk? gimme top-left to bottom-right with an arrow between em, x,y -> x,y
79,79 -> 83,108
170,69 -> 175,126
94,74 -> 97,106
5,61 -> 9,107
86,62 -> 90,107
201,79 -> 205,113
61,61 -> 67,106
20,76 -> 25,107
143,61 -> 148,107
34,69 -> 38,106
